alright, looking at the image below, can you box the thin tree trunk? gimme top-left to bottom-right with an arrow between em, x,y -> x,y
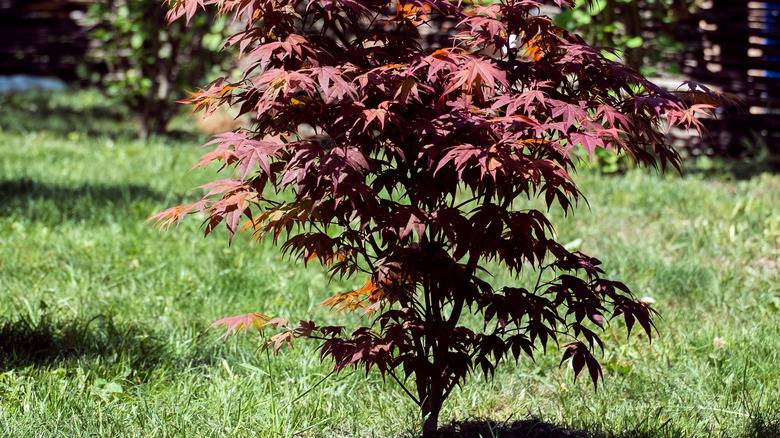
625,0 -> 643,69
421,410 -> 440,437
138,108 -> 150,140
421,380 -> 443,438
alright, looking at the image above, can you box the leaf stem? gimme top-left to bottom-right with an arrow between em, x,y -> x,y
285,369 -> 337,408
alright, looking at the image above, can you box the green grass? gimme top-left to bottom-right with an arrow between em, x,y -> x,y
1,89 -> 779,437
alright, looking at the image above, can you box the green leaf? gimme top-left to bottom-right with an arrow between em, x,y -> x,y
571,9 -> 592,25
104,382 -> 124,394
625,36 -> 643,49
130,34 -> 144,49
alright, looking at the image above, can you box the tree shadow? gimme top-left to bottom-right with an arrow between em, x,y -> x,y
743,413 -> 780,438
438,413 -> 780,438
437,416 -> 681,438
0,178 -> 181,225
0,313 -> 168,371
0,311 -> 225,374
0,90 -> 133,138
683,143 -> 780,181
0,89 -> 204,142
437,417 -> 588,438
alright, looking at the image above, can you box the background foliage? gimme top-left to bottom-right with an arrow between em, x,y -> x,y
554,0 -> 699,75
82,0 -> 232,139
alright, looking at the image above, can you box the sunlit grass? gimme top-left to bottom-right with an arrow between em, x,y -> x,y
1,89 -> 779,437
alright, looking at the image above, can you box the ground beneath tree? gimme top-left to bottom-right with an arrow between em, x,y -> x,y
438,417 -> 594,438
437,414 -> 780,438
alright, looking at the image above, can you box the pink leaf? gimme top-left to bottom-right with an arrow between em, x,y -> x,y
211,313 -> 271,338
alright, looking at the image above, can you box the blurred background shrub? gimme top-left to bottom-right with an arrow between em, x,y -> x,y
554,0 -> 701,76
80,0 -> 234,139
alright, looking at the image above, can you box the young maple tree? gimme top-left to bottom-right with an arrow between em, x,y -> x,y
152,0 -> 723,435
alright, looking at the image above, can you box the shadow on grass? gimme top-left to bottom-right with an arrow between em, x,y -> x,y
437,417 -> 675,438
438,417 -> 593,438
685,156 -> 780,181
683,129 -> 780,181
0,178 -> 179,224
743,413 -> 780,438
0,89 -> 204,142
438,414 -> 780,438
0,313 -> 173,371
0,90 -> 135,139
0,312 -> 225,374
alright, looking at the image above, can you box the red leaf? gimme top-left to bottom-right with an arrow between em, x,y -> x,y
569,131 -> 604,159
389,206 -> 428,240
560,341 -> 603,389
551,102 -> 587,129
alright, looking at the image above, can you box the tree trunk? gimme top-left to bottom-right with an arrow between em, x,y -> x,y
421,398 -> 442,437
625,0 -> 643,70
420,374 -> 445,437
421,412 -> 439,437
138,109 -> 150,140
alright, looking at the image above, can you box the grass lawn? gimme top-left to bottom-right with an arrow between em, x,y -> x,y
1,89 -> 779,437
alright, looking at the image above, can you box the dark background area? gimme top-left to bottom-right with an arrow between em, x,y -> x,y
682,0 -> 780,155
0,0 -> 93,81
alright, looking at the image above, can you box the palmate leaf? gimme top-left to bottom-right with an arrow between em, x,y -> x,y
210,314 -> 307,355
551,101 -> 587,130
146,199 -> 210,230
560,341 -> 602,389
263,331 -> 295,354
568,131 -> 604,159
665,104 -> 716,135
163,0 -> 207,24
210,313 -> 271,338
320,277 -> 397,315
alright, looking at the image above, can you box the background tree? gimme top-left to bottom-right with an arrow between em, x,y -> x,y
84,0 -> 232,139
152,0 -> 725,435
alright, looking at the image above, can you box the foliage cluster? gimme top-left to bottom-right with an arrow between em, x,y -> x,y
83,0 -> 232,138
152,0 -> 724,435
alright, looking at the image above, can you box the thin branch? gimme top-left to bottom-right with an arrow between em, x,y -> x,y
442,378 -> 460,403
387,368 -> 421,406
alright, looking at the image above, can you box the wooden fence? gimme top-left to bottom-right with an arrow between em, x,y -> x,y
681,1 -> 780,152
0,0 -> 95,80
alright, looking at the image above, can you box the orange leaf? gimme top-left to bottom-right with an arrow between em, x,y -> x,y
320,290 -> 367,313
147,200 -> 209,230
319,276 -> 405,315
